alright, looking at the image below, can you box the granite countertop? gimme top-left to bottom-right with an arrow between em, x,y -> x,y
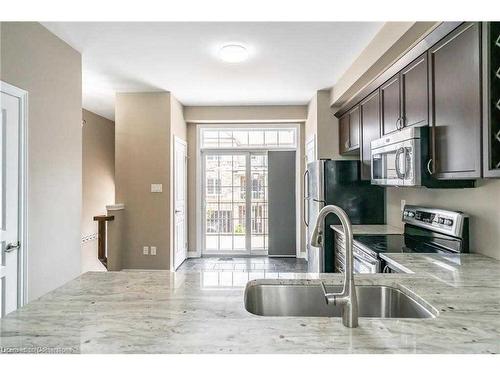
1,254 -> 499,354
330,224 -> 403,235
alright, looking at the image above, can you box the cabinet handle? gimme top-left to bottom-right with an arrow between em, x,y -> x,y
427,158 -> 434,175
396,117 -> 402,130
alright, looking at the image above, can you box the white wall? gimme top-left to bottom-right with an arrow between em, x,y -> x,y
0,22 -> 82,301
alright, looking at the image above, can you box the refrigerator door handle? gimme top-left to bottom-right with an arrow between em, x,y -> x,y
303,170 -> 310,227
303,198 -> 309,227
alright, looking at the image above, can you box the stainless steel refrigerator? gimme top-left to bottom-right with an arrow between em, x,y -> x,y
304,160 -> 385,272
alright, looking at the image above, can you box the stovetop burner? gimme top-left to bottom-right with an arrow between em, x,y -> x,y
353,234 -> 456,258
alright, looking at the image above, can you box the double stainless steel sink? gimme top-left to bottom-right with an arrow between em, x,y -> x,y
244,282 -> 437,319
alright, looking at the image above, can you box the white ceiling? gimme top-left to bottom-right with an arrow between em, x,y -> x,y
42,22 -> 383,121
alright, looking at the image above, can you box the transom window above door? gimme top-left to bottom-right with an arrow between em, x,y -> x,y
200,127 -> 297,149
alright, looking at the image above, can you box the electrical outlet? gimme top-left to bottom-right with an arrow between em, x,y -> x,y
401,199 -> 406,212
150,246 -> 157,256
143,246 -> 149,255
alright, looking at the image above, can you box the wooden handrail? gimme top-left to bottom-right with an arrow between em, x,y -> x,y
93,215 -> 114,269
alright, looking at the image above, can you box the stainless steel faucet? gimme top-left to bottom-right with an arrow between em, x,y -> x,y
311,205 -> 358,328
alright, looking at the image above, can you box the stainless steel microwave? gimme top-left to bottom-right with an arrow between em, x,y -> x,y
371,126 -> 427,186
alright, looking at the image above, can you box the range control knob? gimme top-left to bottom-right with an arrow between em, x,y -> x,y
408,211 -> 415,218
438,217 -> 445,225
445,219 -> 453,226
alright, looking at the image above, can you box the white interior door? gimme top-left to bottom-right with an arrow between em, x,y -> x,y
1,86 -> 21,317
173,137 -> 187,270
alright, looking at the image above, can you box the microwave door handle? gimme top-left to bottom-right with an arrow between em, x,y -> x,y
395,147 -> 405,180
403,147 -> 410,178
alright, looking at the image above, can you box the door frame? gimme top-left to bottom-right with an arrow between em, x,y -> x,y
172,136 -> 188,270
0,81 -> 28,309
195,123 -> 301,259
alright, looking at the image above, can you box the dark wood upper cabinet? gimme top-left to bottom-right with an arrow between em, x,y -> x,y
339,106 -> 360,155
429,22 -> 482,179
401,53 -> 429,128
380,75 -> 401,135
339,113 -> 350,154
348,106 -> 360,150
360,90 -> 381,180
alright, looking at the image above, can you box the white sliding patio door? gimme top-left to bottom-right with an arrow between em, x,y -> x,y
202,151 -> 268,255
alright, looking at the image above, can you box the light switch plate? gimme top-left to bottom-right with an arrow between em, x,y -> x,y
151,184 -> 163,193
143,246 -> 149,255
150,246 -> 157,256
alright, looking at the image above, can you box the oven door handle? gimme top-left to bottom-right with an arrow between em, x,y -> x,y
353,252 -> 376,265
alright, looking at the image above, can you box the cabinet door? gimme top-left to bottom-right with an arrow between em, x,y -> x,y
339,113 -> 350,154
401,53 -> 429,128
429,22 -> 482,179
360,91 -> 381,180
348,106 -> 360,150
380,75 -> 401,135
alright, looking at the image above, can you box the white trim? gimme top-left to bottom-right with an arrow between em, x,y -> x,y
1,81 -> 29,307
172,136 -> 188,271
305,134 -> 317,163
295,123 -> 303,258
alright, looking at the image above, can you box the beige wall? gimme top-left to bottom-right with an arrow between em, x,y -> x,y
115,92 -> 171,269
184,105 -> 307,123
81,109 -> 115,273
305,90 -> 355,160
0,22 -> 82,301
115,92 -> 187,269
330,22 -> 439,108
387,181 -> 500,259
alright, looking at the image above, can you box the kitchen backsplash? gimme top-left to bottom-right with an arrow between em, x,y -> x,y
386,179 -> 500,260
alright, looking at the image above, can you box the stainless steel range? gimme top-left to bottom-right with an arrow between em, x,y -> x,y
334,205 -> 469,274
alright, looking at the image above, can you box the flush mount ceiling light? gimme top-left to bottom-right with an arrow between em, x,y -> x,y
219,44 -> 249,63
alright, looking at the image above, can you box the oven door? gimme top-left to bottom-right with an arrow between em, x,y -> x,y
371,138 -> 420,186
353,252 -> 380,274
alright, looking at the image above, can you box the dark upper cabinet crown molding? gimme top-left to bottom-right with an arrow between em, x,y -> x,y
334,22 -> 463,118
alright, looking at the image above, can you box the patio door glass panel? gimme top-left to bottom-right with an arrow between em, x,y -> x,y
203,152 -> 268,254
204,153 -> 247,252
